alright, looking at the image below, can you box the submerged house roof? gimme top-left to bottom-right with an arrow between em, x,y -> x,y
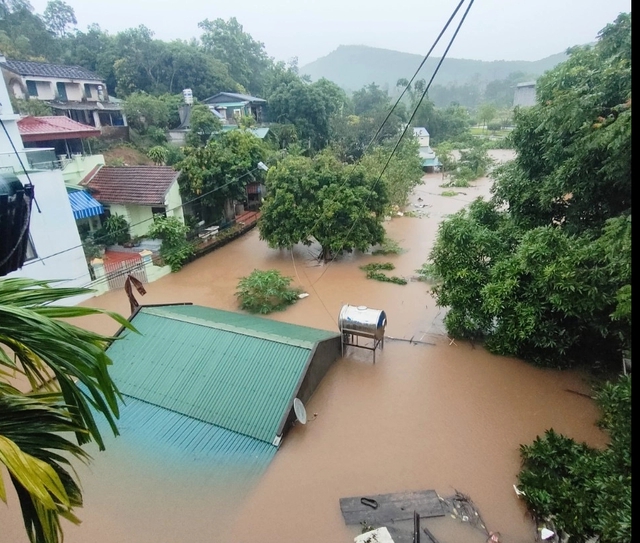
83,165 -> 179,206
107,304 -> 340,446
413,127 -> 430,137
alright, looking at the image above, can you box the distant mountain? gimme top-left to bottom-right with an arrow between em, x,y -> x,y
301,45 -> 568,93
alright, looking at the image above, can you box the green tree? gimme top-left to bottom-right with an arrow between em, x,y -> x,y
122,92 -> 172,132
352,82 -> 391,116
42,0 -> 76,37
177,129 -> 267,222
198,17 -> 271,95
358,136 -> 423,208
0,278 -> 133,543
259,151 -> 389,260
476,103 -> 498,130
517,375 -> 631,543
426,13 -> 632,369
185,103 -> 222,147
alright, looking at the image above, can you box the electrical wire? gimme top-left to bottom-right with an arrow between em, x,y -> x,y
25,164 -> 265,267
313,0 -> 476,286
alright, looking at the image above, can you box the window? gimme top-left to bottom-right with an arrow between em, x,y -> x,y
56,82 -> 68,101
25,235 -> 38,262
26,80 -> 38,97
84,83 -> 92,99
151,207 -> 166,218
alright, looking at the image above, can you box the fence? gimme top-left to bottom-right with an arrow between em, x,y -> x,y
102,255 -> 148,291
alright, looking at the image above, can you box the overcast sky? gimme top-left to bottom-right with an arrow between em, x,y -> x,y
30,0 -> 631,66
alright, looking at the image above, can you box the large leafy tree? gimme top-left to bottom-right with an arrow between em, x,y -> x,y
41,0 -> 76,37
0,278 -> 132,543
425,13 -> 631,369
198,17 -> 271,96
259,151 -> 389,260
177,129 -> 267,223
517,374 -> 631,543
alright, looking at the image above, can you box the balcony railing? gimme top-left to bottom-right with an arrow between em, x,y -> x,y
0,148 -> 63,172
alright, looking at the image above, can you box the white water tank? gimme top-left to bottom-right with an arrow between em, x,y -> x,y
338,305 -> 387,341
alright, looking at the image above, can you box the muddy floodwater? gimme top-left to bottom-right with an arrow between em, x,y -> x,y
0,151 -> 608,543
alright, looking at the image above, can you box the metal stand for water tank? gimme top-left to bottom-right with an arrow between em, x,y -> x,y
340,329 -> 384,363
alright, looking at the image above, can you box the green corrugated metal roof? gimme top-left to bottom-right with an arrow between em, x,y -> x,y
422,157 -> 442,167
106,305 -> 338,444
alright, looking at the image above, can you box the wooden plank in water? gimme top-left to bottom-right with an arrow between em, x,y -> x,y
340,490 -> 444,525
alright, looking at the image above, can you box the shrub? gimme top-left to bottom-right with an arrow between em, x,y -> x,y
359,262 -> 407,285
147,215 -> 194,272
95,214 -> 131,246
236,269 -> 302,314
372,237 -> 403,255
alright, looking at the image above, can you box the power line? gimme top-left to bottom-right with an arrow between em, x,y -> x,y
313,0 -> 476,286
27,163 -> 266,267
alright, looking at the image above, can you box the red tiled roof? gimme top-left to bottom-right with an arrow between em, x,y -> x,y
85,166 -> 180,206
17,116 -> 101,142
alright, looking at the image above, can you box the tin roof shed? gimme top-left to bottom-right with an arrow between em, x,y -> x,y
107,304 -> 341,447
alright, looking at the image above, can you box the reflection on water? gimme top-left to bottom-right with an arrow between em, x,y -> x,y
0,152 -> 608,543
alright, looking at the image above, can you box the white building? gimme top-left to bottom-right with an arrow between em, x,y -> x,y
513,81 -> 536,107
0,74 -> 93,302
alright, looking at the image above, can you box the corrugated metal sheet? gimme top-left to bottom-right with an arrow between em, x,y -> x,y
107,395 -> 276,468
106,306 -> 338,444
154,304 -> 339,346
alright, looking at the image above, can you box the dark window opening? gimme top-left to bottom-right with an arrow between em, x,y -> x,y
84,83 -> 92,99
26,80 -> 38,97
151,207 -> 167,218
56,82 -> 68,101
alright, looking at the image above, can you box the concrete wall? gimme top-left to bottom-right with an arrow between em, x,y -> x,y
296,336 -> 341,404
165,180 -> 185,223
108,204 -> 155,238
62,154 -> 105,186
1,69 -> 107,102
514,85 -> 536,107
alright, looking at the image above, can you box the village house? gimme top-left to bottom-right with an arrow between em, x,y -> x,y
413,127 -> 442,172
0,56 -> 127,130
513,81 -> 536,107
82,165 -> 185,238
203,91 -> 267,124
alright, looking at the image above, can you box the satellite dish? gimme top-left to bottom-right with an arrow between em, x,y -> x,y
293,398 -> 307,425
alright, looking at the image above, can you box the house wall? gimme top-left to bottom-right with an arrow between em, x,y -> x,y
6,169 -> 93,301
1,75 -> 91,303
62,154 -> 105,186
417,134 -> 430,147
514,85 -> 536,107
1,69 -> 107,103
108,204 -> 155,238
165,181 -> 185,223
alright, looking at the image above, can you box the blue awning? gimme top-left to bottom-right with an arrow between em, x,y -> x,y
68,190 -> 104,219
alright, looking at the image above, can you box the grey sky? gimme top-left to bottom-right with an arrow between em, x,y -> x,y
30,0 -> 631,66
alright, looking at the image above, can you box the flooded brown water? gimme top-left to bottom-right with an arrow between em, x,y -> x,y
0,151 -> 608,543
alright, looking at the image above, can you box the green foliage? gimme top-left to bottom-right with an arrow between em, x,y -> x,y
258,151 -> 389,261
440,190 -> 458,197
235,269 -> 302,314
359,262 -> 407,285
185,103 -> 222,147
517,375 -> 631,543
177,129 -> 267,223
11,98 -> 53,116
123,92 -> 172,131
266,67 -> 349,150
146,215 -> 194,272
81,234 -> 104,261
147,145 -> 169,165
0,278 -> 134,543
95,214 -> 130,246
357,136 -> 423,208
42,0 -> 76,37
372,236 -> 403,255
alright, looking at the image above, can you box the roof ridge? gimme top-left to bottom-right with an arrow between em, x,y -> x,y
141,307 -> 316,349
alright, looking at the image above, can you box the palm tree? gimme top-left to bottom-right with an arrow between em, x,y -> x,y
0,278 -> 133,543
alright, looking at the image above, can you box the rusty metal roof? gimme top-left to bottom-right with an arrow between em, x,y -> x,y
106,305 -> 339,444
